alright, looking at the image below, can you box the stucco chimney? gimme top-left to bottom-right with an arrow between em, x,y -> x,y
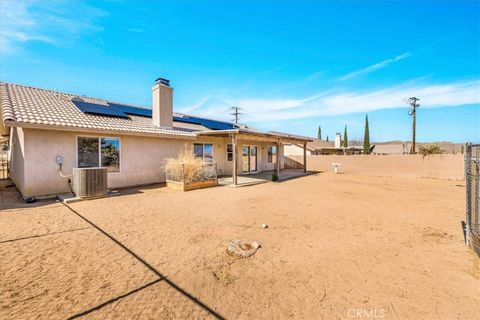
335,133 -> 341,148
152,77 -> 173,128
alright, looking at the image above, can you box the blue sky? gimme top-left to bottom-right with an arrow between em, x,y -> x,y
0,0 -> 479,142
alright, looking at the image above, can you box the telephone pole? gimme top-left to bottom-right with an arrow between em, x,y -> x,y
408,97 -> 420,154
230,106 -> 242,124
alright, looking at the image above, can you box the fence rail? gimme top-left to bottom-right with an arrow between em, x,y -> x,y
465,143 -> 480,256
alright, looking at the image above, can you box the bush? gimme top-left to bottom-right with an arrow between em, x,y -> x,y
272,172 -> 279,181
163,149 -> 216,183
418,145 -> 443,159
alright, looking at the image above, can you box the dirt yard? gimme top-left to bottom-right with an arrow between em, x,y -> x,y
1,173 -> 479,319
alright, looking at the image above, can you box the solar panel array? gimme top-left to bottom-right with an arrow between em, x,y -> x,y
72,99 -> 235,130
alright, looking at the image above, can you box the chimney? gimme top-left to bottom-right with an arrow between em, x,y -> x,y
152,77 -> 173,128
335,133 -> 341,148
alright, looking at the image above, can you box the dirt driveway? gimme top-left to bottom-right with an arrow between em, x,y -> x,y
1,173 -> 479,319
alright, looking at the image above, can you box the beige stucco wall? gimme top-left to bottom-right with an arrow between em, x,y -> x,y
22,129 -> 193,197
289,154 -> 464,180
11,128 -> 287,197
8,127 -> 26,195
284,144 -> 311,156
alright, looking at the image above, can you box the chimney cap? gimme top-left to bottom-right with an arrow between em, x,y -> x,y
155,77 -> 170,87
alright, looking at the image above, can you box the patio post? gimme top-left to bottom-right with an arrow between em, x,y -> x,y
232,134 -> 238,186
303,141 -> 307,173
276,139 -> 281,180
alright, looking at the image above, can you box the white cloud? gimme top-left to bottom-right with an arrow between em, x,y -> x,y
339,52 -> 411,81
0,0 -> 106,54
193,80 -> 480,123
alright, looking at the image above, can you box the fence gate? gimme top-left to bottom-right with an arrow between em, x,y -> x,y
465,143 -> 480,256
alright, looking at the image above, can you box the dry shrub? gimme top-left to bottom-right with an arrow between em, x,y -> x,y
164,148 -> 215,183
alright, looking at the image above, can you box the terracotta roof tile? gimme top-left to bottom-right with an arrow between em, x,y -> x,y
0,83 -> 203,137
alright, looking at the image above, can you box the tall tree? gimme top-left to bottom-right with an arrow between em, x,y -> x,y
343,125 -> 348,147
326,135 -> 329,142
363,115 -> 371,154
317,126 -> 322,140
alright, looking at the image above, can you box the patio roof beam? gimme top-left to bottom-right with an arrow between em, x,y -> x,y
303,141 -> 307,173
232,133 -> 238,186
276,138 -> 281,180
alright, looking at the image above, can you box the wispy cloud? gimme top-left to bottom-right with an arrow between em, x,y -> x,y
339,52 -> 411,81
193,80 -> 480,123
0,0 -> 106,54
177,96 -> 212,114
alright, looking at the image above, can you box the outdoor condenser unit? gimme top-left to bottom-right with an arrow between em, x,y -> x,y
72,167 -> 108,198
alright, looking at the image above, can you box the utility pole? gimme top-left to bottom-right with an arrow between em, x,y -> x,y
229,106 -> 243,124
408,97 -> 420,154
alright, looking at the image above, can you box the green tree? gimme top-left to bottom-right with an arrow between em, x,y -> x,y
326,135 -> 329,142
317,126 -> 322,140
461,145 -> 464,154
363,115 -> 371,154
343,125 -> 348,147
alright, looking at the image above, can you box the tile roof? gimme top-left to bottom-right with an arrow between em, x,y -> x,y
0,82 -> 210,137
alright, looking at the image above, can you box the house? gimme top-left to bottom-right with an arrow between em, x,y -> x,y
0,79 -> 311,198
284,139 -> 334,155
371,143 -> 410,155
285,134 -> 363,156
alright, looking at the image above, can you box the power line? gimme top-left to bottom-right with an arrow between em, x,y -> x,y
408,97 -> 420,154
229,106 -> 243,124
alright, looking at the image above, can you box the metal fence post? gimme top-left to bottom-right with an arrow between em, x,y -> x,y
465,143 -> 472,246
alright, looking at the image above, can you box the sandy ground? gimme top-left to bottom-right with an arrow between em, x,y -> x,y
0,173 -> 479,319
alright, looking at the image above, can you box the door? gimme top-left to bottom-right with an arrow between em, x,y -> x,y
249,146 -> 257,172
242,146 -> 250,173
242,146 -> 257,173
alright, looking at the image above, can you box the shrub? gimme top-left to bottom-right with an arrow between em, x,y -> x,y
163,148 -> 216,183
418,144 -> 443,159
272,172 -> 279,181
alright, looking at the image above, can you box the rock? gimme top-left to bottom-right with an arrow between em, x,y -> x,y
227,240 -> 260,258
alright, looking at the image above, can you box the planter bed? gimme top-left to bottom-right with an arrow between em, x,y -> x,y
166,179 -> 218,191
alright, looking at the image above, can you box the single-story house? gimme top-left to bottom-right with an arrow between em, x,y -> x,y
284,139 -> 335,156
0,79 -> 311,198
371,143 -> 410,155
285,135 -> 363,156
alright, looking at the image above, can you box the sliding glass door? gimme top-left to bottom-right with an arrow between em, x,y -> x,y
242,145 -> 257,173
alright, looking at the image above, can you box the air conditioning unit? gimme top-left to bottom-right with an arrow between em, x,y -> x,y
72,167 -> 108,198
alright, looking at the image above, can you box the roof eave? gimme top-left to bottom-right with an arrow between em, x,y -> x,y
4,121 -> 198,139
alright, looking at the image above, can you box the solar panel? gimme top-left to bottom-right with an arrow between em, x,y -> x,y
176,115 -> 235,130
108,103 -> 152,117
72,100 -> 129,118
72,99 -> 236,130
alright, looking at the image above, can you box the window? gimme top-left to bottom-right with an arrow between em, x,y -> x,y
101,138 -> 121,172
227,144 -> 233,161
78,137 -> 99,167
268,146 -> 278,163
194,143 -> 213,161
77,137 -> 120,173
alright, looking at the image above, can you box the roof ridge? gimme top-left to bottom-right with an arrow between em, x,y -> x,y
0,83 -> 15,123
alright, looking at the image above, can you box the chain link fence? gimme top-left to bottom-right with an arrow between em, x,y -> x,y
465,143 -> 480,256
